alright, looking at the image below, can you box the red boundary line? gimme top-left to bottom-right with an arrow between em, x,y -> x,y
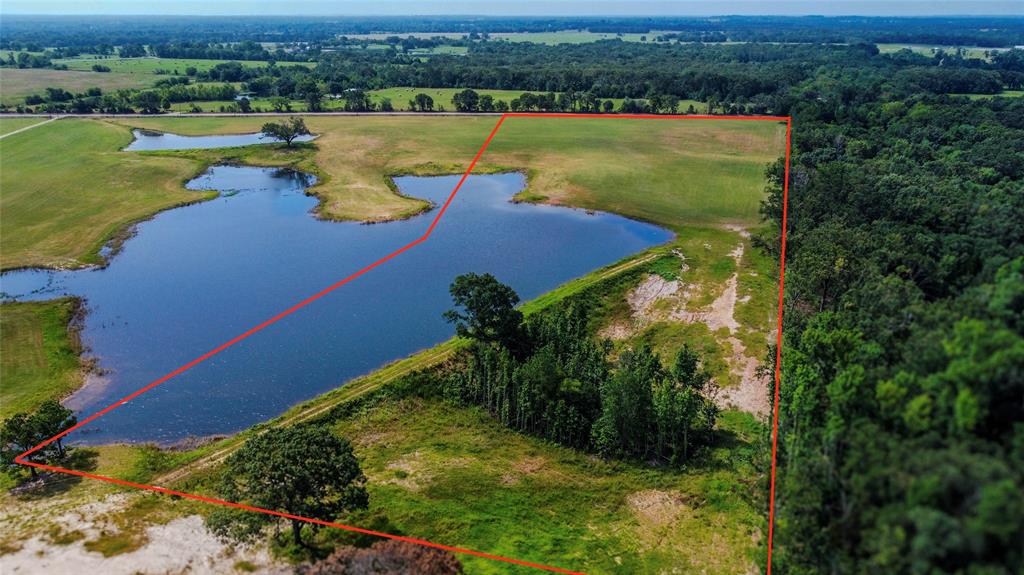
16,112 -> 792,574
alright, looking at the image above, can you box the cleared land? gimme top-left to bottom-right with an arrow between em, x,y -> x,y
1,116 -> 784,270
0,69 -> 151,106
0,119 -> 216,270
0,116 -> 783,572
0,299 -> 83,420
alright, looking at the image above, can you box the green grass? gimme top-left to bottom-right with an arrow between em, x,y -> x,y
367,87 -> 542,110
115,116 -> 785,231
0,116 -> 47,136
319,396 -> 764,574
0,68 -> 151,106
950,90 -> 1024,100
2,115 -> 781,268
0,299 -> 84,419
876,43 -> 1003,60
0,119 -> 215,270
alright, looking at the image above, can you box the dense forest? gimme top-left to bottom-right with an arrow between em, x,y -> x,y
763,75 -> 1024,574
5,37 -> 1024,115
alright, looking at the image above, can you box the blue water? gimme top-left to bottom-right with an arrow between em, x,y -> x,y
124,130 -> 317,151
1,167 -> 671,444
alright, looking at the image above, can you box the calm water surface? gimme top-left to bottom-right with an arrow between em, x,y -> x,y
2,165 -> 671,444
124,129 -> 317,151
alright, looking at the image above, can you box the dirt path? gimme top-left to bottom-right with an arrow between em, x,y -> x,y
611,239 -> 770,416
0,116 -> 59,140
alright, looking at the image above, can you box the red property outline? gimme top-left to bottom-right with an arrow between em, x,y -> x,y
16,112 -> 792,575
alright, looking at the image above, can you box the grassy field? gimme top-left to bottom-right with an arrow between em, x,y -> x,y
491,30 -> 667,44
951,90 -> 1024,99
876,43 -> 1006,60
52,57 -> 313,74
0,119 -> 215,270
369,87 -> 541,110
166,89 -> 702,113
0,68 -> 151,105
1,116 -> 783,269
321,397 -> 764,574
0,299 -> 84,419
113,115 -> 786,228
0,116 -> 48,135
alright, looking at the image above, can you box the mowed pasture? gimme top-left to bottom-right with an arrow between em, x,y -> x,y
0,116 -> 48,136
0,119 -> 215,270
0,68 -> 151,105
1,116 -> 785,270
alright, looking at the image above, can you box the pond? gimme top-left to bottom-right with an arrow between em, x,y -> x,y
124,129 -> 317,151
2,164 -> 671,445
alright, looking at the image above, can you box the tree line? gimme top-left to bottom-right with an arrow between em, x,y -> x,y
763,72 -> 1024,573
442,273 -> 718,464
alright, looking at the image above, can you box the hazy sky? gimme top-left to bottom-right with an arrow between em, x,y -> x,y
2,1 -> 1021,16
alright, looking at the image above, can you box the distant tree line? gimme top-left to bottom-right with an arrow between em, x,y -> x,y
2,16 -> 1022,49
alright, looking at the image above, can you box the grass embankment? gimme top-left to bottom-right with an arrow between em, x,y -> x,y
0,299 -> 84,420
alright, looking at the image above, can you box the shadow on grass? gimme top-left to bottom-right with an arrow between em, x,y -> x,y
10,448 -> 99,499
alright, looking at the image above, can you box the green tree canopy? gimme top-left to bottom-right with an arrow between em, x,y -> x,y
208,425 -> 368,546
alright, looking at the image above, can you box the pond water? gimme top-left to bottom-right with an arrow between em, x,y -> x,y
124,129 -> 317,151
2,166 -> 671,445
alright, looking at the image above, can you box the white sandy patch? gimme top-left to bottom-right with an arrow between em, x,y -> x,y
0,514 -> 284,575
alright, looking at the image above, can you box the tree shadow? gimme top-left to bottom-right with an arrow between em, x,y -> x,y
10,448 -> 99,499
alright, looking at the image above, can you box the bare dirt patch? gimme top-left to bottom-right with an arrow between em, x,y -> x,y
626,489 -> 689,527
608,239 -> 769,416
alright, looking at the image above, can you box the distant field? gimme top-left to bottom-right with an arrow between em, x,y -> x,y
491,29 -> 667,44
876,43 -> 1005,59
53,56 -> 315,74
368,87 -> 543,110
951,90 -> 1024,99
169,89 -> 705,113
0,68 -> 151,105
339,29 -> 671,44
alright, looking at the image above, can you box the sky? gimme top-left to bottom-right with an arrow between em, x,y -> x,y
1,1 -> 1021,16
